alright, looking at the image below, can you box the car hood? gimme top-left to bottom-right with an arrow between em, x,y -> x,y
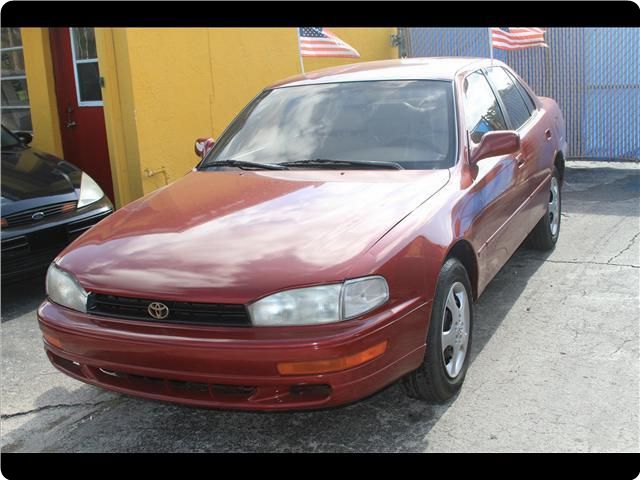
1,147 -> 80,214
58,169 -> 449,303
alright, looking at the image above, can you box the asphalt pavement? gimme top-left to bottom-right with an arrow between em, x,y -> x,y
1,160 -> 638,453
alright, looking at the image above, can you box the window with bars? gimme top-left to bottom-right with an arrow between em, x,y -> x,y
1,27 -> 32,132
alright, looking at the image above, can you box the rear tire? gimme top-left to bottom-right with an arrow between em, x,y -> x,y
402,258 -> 473,403
526,167 -> 561,251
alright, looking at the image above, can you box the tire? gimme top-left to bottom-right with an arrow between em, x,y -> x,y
402,258 -> 473,403
526,167 -> 561,251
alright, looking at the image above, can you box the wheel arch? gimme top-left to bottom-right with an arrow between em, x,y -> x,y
554,150 -> 565,185
445,239 -> 479,301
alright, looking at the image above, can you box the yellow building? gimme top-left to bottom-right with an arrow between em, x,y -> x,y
2,28 -> 399,208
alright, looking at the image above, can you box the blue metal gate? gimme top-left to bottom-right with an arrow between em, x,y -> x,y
406,28 -> 639,161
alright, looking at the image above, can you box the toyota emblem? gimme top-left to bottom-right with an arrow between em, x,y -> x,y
147,302 -> 169,320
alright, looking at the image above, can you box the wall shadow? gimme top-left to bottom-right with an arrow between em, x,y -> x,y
561,165 -> 639,217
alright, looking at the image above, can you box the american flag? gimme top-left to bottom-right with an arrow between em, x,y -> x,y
298,27 -> 360,58
490,28 -> 548,51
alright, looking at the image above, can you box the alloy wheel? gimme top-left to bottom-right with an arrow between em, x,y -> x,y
441,281 -> 470,378
549,176 -> 560,236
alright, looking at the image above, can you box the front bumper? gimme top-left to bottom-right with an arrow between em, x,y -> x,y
1,197 -> 113,281
37,298 -> 430,410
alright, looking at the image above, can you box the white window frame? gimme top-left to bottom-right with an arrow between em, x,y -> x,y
0,29 -> 32,131
69,27 -> 103,107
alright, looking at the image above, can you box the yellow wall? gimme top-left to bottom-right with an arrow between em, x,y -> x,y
95,28 -> 145,208
20,28 -> 63,157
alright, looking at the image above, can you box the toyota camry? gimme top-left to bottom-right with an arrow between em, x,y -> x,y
38,58 -> 566,410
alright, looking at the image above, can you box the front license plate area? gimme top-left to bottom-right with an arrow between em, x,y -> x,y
28,226 -> 68,250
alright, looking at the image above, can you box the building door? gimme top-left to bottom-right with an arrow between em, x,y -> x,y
49,27 -> 114,201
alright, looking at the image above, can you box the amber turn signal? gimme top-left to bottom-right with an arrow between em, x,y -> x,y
61,202 -> 77,213
277,340 -> 388,376
43,333 -> 63,349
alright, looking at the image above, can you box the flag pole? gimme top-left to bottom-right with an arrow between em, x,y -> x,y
489,28 -> 494,66
297,28 -> 305,74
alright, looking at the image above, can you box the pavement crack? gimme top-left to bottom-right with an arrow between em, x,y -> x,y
534,258 -> 639,269
607,231 -> 640,265
1,400 -> 112,420
611,339 -> 635,357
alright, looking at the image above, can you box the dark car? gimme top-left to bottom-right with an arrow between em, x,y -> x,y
1,125 -> 113,282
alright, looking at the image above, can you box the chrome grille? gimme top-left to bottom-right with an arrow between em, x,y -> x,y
3,201 -> 77,228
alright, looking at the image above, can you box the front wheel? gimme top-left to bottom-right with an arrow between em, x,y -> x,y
526,167 -> 561,250
401,258 -> 473,403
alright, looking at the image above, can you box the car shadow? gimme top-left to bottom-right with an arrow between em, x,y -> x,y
1,245 -> 552,453
1,272 -> 47,323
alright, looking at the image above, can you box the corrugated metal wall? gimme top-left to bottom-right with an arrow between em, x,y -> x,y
406,28 -> 639,160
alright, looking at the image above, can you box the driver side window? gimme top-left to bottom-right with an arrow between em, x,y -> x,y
463,71 -> 507,144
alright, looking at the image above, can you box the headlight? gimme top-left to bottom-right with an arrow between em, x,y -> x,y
249,284 -> 342,326
77,172 -> 104,208
46,263 -> 88,313
249,276 -> 389,326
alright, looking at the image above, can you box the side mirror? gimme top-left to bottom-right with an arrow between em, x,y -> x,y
470,130 -> 520,164
194,137 -> 215,158
15,131 -> 33,145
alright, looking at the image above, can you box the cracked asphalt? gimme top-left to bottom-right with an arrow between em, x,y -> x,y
1,160 -> 638,453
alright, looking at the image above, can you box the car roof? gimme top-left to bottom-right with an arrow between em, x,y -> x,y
268,57 -> 498,89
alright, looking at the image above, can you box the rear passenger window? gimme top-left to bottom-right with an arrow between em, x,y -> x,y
505,69 -> 536,114
487,67 -> 532,129
462,71 -> 508,144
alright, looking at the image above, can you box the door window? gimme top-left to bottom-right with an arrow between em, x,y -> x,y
505,68 -> 537,113
70,27 -> 102,106
462,71 -> 507,144
487,67 -> 532,129
1,28 -> 31,131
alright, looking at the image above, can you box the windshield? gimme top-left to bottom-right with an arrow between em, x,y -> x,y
1,126 -> 22,149
200,80 -> 456,170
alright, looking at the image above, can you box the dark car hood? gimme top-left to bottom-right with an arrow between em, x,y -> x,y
1,147 -> 80,215
57,169 -> 449,303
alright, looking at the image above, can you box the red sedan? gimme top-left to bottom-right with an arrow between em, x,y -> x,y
38,57 -> 566,410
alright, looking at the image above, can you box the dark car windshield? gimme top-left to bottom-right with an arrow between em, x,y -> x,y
1,126 -> 23,149
200,80 -> 456,170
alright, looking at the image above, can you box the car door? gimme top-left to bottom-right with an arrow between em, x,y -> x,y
485,66 -> 551,238
460,70 -> 522,292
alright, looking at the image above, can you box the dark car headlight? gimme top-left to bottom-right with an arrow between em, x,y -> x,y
46,263 -> 88,313
248,276 -> 389,326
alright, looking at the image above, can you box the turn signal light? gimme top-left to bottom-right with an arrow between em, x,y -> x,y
277,341 -> 388,376
43,333 -> 63,349
61,202 -> 77,213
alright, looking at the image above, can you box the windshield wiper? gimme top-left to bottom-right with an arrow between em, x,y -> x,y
201,159 -> 288,170
279,158 -> 404,170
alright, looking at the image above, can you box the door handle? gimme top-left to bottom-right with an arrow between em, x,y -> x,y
66,106 -> 77,128
545,128 -> 552,140
516,153 -> 526,167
